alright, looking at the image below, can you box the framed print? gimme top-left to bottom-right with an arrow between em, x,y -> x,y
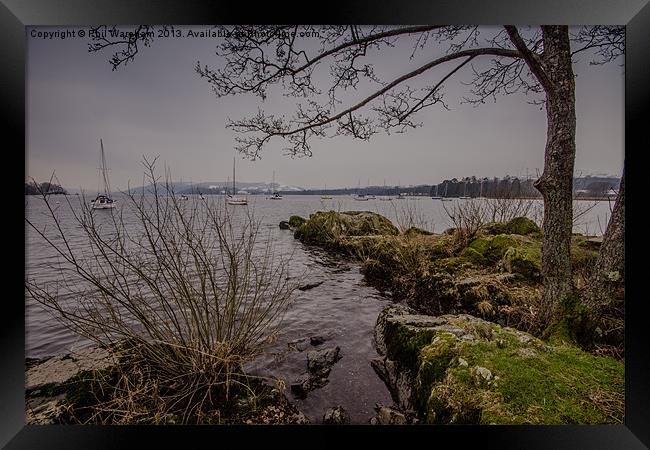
3,0 -> 649,448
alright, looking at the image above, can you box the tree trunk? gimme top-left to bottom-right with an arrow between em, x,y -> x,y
533,27 -> 578,334
586,168 -> 625,311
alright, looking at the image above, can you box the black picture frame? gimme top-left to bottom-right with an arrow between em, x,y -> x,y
3,1 -> 648,448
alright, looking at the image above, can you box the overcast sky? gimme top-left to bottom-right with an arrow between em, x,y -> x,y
26,26 -> 624,191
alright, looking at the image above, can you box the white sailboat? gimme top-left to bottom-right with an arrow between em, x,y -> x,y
226,157 -> 248,205
91,139 -> 116,210
269,171 -> 282,200
365,178 -> 376,200
353,179 -> 369,201
320,183 -> 333,200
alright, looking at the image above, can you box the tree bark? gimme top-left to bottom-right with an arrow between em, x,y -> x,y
533,27 -> 577,328
586,168 -> 625,311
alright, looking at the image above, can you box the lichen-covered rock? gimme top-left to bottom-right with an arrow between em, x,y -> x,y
294,211 -> 399,248
501,246 -> 541,280
26,346 -> 115,392
374,305 -> 624,424
481,222 -> 509,236
369,404 -> 409,425
288,215 -> 307,228
25,345 -> 118,424
323,406 -> 350,424
468,234 -> 520,264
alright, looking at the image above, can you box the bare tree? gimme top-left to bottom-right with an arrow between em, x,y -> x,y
89,25 -> 624,337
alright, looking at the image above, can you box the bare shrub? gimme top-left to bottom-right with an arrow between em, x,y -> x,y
388,199 -> 433,233
443,186 -> 538,248
442,200 -> 489,248
25,159 -> 300,423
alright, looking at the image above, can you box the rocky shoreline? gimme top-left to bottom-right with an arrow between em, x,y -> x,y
279,210 -> 624,424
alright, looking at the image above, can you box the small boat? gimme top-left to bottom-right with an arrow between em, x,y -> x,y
226,157 -> 248,206
91,139 -> 116,210
365,194 -> 376,200
353,179 -> 369,201
320,183 -> 333,199
179,194 -> 189,201
268,171 -> 283,199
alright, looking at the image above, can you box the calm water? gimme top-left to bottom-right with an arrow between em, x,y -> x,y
24,194 -> 614,423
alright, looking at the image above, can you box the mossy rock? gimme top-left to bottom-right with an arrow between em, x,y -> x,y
468,234 -> 519,264
295,211 -> 398,247
428,235 -> 455,259
288,215 -> 307,228
460,247 -> 487,265
501,247 -> 541,280
375,306 -> 624,424
505,217 -> 541,235
481,222 -> 509,235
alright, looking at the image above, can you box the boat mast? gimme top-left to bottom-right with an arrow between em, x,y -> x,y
100,139 -> 111,196
272,170 -> 276,195
232,157 -> 236,196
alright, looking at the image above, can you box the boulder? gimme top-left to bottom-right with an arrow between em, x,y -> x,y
501,246 -> 541,280
25,345 -> 117,425
373,305 -> 624,424
288,215 -> 307,228
294,211 -> 399,247
323,406 -> 350,424
290,346 -> 342,399
307,346 -> 342,376
505,217 -> 541,235
298,280 -> 324,291
369,404 -> 408,425
467,234 -> 520,264
26,346 -> 115,392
